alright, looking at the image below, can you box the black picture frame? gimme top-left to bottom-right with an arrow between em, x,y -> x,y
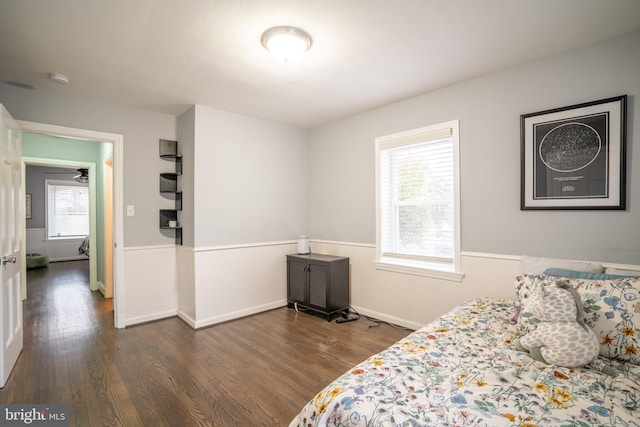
520,95 -> 627,210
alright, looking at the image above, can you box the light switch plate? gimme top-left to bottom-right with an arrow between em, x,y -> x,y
126,205 -> 135,216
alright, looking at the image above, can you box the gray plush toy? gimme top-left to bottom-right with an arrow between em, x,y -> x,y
514,281 -> 617,377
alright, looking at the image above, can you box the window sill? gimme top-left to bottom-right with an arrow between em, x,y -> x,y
373,258 -> 465,282
45,236 -> 86,242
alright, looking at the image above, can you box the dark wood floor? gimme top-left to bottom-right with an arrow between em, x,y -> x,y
0,260 -> 410,426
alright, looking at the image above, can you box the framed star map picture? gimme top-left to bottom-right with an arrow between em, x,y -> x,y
521,95 -> 627,210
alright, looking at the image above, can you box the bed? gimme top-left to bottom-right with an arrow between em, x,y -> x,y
290,261 -> 640,427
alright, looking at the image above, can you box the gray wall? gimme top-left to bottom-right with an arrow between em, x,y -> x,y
308,30 -> 640,264
176,106 -> 195,247
4,30 -> 639,264
0,84 -> 176,247
1,85 -> 309,249
190,105 -> 308,247
25,165 -> 78,229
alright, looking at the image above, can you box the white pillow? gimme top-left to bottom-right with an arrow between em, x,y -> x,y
521,256 -> 604,274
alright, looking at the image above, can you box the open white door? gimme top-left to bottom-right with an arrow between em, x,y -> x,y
0,104 -> 23,388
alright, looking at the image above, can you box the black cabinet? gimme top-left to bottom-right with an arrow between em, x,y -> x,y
159,138 -> 182,245
287,253 -> 349,321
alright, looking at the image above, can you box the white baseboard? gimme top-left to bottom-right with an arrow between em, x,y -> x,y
125,309 -> 178,327
192,300 -> 287,329
351,305 -> 424,331
97,281 -> 105,296
50,256 -> 88,262
177,310 -> 196,328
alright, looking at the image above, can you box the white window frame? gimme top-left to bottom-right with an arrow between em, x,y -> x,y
374,120 -> 464,282
45,179 -> 90,241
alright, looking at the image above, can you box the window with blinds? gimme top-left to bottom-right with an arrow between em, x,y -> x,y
375,120 -> 463,280
46,180 -> 89,239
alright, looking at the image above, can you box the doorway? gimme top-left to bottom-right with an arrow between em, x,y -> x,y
24,160 -> 99,293
19,120 -> 125,328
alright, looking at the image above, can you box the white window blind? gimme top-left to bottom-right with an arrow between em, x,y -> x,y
46,180 -> 89,239
380,138 -> 454,262
375,120 -> 462,279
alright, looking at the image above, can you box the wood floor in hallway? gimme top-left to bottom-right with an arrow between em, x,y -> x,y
0,260 -> 410,426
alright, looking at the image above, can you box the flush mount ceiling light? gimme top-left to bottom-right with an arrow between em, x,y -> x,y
261,26 -> 312,63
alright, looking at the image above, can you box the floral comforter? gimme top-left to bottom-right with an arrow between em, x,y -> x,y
290,298 -> 640,427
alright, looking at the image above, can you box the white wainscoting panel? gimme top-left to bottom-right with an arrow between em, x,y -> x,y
123,245 -> 178,326
191,242 -> 294,329
309,241 -> 523,329
120,239 -> 640,331
26,228 -> 87,262
177,245 -> 196,327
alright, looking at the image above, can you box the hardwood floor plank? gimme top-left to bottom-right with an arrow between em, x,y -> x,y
0,260 -> 411,426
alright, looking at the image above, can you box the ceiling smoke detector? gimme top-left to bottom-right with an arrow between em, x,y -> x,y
48,73 -> 70,84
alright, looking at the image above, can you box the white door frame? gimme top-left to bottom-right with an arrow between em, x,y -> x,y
19,121 -> 126,328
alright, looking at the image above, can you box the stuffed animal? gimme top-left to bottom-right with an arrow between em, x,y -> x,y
514,281 -> 617,377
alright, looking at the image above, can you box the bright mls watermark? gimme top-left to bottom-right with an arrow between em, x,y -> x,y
1,405 -> 69,426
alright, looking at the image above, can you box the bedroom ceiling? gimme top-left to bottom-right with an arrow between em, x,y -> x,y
1,0 -> 640,129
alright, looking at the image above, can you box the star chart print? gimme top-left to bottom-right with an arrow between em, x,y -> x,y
533,112 -> 608,200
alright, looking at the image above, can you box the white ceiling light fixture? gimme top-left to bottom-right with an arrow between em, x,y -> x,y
261,26 -> 312,63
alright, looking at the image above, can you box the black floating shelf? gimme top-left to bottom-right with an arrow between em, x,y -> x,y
160,191 -> 182,210
159,139 -> 179,156
159,139 -> 183,245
